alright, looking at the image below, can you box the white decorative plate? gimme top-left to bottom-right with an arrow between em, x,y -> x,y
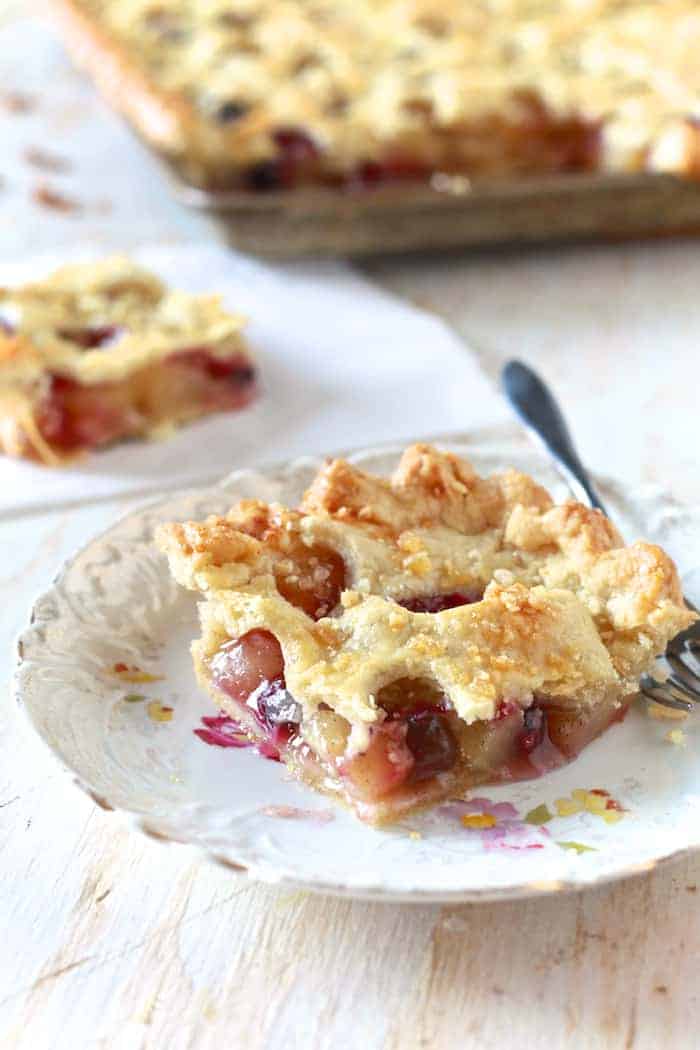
14,435 -> 700,901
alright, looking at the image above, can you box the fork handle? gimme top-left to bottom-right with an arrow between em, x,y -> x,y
501,360 -> 608,515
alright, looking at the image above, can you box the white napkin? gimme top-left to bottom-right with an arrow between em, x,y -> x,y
0,244 -> 508,515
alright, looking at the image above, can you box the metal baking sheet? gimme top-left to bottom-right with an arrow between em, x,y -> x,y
170,170 -> 700,257
50,0 -> 700,258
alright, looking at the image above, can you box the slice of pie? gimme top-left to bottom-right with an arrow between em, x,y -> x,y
156,444 -> 695,824
53,0 -> 700,192
0,257 -> 256,464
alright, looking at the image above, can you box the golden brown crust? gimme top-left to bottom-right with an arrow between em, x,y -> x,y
156,517 -> 268,591
302,443 -> 538,534
157,444 -> 696,733
51,0 -> 193,157
51,0 -> 700,190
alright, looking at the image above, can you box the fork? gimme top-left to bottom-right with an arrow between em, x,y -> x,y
501,359 -> 700,712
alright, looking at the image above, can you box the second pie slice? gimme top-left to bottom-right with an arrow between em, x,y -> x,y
0,257 -> 256,464
156,445 -> 695,825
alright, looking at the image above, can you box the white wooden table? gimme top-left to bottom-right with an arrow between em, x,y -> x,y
2,10 -> 700,1049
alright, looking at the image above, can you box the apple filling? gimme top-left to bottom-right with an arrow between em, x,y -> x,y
203,620 -> 631,822
33,346 -> 256,455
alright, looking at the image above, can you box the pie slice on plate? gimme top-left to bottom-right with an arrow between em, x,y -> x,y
0,257 -> 256,464
156,444 -> 695,824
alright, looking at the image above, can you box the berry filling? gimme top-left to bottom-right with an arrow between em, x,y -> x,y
398,590 -> 482,613
237,108 -> 601,193
245,128 -> 321,190
348,156 -> 433,190
37,374 -> 139,451
209,630 -> 300,758
404,712 -> 459,781
274,128 -> 320,165
194,713 -> 286,761
256,679 -> 302,730
195,714 -> 252,749
166,347 -> 255,386
520,706 -> 546,753
33,348 -> 256,453
204,627 -> 631,815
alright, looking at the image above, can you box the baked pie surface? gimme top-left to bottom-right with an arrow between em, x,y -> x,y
0,257 -> 255,463
157,445 -> 695,823
54,0 -> 700,190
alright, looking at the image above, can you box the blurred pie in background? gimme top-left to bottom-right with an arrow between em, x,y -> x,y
0,258 -> 256,463
52,0 -> 700,191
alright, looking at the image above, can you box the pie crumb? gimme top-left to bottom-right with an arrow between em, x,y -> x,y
461,813 -> 496,829
665,728 -> 687,747
647,701 -> 688,721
